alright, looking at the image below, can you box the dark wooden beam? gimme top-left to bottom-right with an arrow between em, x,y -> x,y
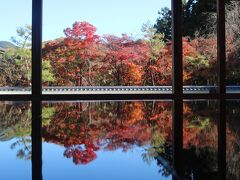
217,0 -> 226,95
172,0 -> 183,179
32,0 -> 43,179
172,0 -> 183,96
32,100 -> 42,180
217,1 -> 226,179
32,0 -> 42,98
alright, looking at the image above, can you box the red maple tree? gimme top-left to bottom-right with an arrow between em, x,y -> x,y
42,21 -> 101,86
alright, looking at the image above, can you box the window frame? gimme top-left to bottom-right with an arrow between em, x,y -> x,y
0,0 -> 231,179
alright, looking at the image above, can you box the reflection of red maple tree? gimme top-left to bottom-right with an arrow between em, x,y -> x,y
42,101 -> 173,164
182,102 -> 218,149
64,141 -> 99,165
42,101 -> 225,165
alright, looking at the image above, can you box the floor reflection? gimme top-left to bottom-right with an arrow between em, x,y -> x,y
42,101 -> 173,179
226,100 -> 240,180
183,101 -> 218,179
0,100 -> 240,179
0,101 -> 31,180
0,102 -> 32,159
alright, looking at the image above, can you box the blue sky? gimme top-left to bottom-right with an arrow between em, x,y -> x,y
0,0 -> 170,41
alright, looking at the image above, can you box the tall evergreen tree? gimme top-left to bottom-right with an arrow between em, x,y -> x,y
154,7 -> 172,41
154,0 -> 231,40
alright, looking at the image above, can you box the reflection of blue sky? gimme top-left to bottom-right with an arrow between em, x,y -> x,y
0,138 -> 31,180
0,0 -> 170,41
43,142 -> 171,180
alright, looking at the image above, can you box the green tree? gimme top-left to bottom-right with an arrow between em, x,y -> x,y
183,0 -> 216,37
0,48 -> 31,86
154,0 -> 231,40
184,55 -> 210,85
154,7 -> 172,41
11,25 -> 32,49
0,25 -> 55,86
141,22 -> 167,85
42,60 -> 55,85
